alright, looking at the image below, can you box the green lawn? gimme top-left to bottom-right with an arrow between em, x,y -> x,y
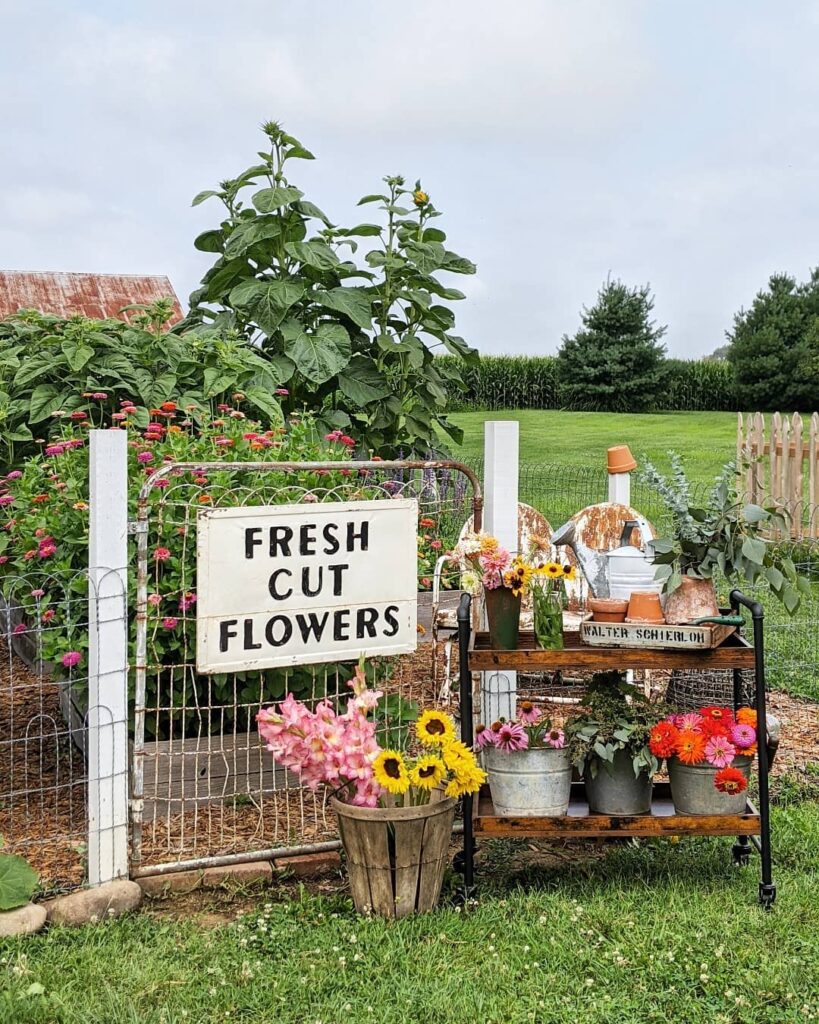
3,800 -> 819,1023
449,410 -> 738,485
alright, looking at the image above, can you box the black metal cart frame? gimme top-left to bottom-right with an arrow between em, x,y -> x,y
456,588 -> 776,909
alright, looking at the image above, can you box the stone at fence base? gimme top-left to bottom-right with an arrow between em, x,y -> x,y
0,902 -> 48,937
201,861 -> 273,888
273,851 -> 342,878
136,869 -> 204,898
47,880 -> 142,927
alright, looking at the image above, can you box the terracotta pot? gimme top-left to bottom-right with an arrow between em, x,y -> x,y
625,590 -> 665,624
664,576 -> 719,625
589,597 -> 628,623
607,444 -> 637,474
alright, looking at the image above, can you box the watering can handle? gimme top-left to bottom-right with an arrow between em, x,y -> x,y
619,520 -> 639,545
689,615 -> 745,626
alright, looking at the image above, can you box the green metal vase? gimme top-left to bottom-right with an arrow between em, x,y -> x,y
484,587 -> 522,650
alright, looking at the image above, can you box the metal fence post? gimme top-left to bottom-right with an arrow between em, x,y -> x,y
482,421 -> 519,724
88,429 -> 129,884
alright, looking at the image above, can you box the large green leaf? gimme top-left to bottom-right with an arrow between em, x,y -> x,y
338,224 -> 382,237
61,338 -> 94,372
191,189 -> 220,207
193,229 -> 224,253
224,217 -> 282,259
284,240 -> 339,271
0,853 -> 38,910
14,356 -> 60,390
244,387 -> 285,426
252,186 -> 303,213
315,287 -> 372,331
229,280 -> 305,334
338,356 -> 391,406
28,384 -> 68,423
284,323 -> 351,385
293,200 -> 334,226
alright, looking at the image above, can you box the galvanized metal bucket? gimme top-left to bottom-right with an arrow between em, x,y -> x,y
584,749 -> 653,815
483,746 -> 572,817
668,755 -> 752,815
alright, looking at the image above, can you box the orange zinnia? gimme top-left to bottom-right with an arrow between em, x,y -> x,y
676,729 -> 707,765
736,707 -> 758,728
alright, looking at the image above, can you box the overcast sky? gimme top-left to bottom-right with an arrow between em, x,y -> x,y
2,0 -> 818,357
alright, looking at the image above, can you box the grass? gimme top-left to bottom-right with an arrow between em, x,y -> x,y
448,409 -> 738,485
3,800 -> 819,1023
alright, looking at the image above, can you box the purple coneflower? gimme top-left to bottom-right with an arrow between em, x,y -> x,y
475,724 -> 496,749
517,701 -> 540,725
546,727 -> 566,749
495,722 -> 528,752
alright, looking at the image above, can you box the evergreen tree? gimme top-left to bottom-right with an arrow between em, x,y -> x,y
726,270 -> 819,410
557,280 -> 667,412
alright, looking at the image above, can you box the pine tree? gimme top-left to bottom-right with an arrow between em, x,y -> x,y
726,269 -> 819,410
557,280 -> 667,412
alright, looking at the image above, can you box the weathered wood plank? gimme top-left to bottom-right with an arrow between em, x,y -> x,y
580,620 -> 734,651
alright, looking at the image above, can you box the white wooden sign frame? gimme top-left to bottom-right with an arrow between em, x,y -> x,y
196,498 -> 418,672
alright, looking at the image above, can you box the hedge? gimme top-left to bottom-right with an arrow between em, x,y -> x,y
439,355 -> 737,412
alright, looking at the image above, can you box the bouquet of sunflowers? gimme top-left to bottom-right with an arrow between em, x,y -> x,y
451,531 -> 540,597
257,662 -> 485,808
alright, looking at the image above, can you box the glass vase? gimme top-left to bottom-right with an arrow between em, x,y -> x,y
532,585 -> 564,650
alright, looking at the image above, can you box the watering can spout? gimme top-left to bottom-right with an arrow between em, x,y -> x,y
550,517 -> 610,598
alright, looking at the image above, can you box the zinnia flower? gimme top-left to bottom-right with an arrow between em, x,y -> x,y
676,729 -> 707,765
730,723 -> 756,749
61,651 -> 82,668
699,705 -> 734,725
736,707 -> 758,728
649,721 -> 679,759
372,750 -> 410,795
153,547 -> 171,562
545,727 -> 565,749
162,617 -> 178,629
495,722 -> 528,752
415,709 -> 455,746
714,766 -> 748,795
704,734 -> 736,768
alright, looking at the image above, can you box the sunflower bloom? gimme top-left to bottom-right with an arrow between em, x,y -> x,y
416,709 -> 455,746
372,750 -> 410,795
543,562 -> 563,579
441,739 -> 474,770
445,761 -> 486,798
410,755 -> 446,791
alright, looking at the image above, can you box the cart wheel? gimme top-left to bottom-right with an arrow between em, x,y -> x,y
758,883 -> 777,911
452,882 -> 478,907
732,840 -> 752,867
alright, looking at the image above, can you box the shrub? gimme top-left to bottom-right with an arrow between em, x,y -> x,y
0,406 -> 415,739
726,269 -> 819,410
183,121 -> 478,456
557,280 -> 667,412
0,301 -> 284,471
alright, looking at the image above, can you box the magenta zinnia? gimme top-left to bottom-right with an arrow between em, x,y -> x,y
730,723 -> 756,749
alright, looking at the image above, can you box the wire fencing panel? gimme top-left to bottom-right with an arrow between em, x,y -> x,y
131,461 -> 480,873
0,570 -> 126,894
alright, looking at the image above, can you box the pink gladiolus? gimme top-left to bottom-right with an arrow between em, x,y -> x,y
61,651 -> 82,668
495,722 -> 529,752
704,734 -> 736,768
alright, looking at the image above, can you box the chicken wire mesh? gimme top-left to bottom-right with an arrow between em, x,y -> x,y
132,459 -> 480,874
0,569 -> 127,894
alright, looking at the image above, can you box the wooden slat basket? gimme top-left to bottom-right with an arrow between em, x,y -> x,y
332,793 -> 456,918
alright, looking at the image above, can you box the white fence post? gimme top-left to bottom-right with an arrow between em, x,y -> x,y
482,421 -> 519,725
88,429 -> 129,884
607,445 -> 634,505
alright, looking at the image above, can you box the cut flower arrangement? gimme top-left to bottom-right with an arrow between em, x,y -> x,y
475,701 -> 566,752
257,661 -> 485,808
650,705 -> 758,796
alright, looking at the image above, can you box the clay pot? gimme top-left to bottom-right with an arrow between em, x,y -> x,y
625,590 -> 665,624
607,445 -> 637,474
589,597 -> 628,623
663,576 -> 719,625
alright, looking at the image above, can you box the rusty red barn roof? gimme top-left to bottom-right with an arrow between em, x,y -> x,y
0,271 -> 183,323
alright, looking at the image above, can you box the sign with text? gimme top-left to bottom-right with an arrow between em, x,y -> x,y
196,499 -> 418,672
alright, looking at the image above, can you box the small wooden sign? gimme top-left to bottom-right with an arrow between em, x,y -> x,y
580,619 -> 734,651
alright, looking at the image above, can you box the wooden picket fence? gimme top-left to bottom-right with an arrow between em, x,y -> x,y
737,412 -> 819,539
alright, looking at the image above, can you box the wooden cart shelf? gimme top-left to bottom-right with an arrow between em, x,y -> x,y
469,629 -> 756,671
473,782 -> 762,839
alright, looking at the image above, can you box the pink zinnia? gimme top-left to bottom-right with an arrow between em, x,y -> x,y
38,543 -> 56,558
677,712 -> 702,732
153,547 -> 171,562
137,452 -> 153,464
479,548 -> 511,576
42,609 -> 55,622
13,623 -> 26,635
0,495 -> 14,506
147,593 -> 162,606
30,588 -> 45,598
275,388 -> 289,396
61,651 -> 82,668
704,734 -> 736,768
546,727 -> 566,749
495,722 -> 529,752
45,444 -> 66,456
730,723 -> 756,749
179,591 -> 197,612
6,470 -> 22,480
475,724 -> 496,748
162,617 -> 178,629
